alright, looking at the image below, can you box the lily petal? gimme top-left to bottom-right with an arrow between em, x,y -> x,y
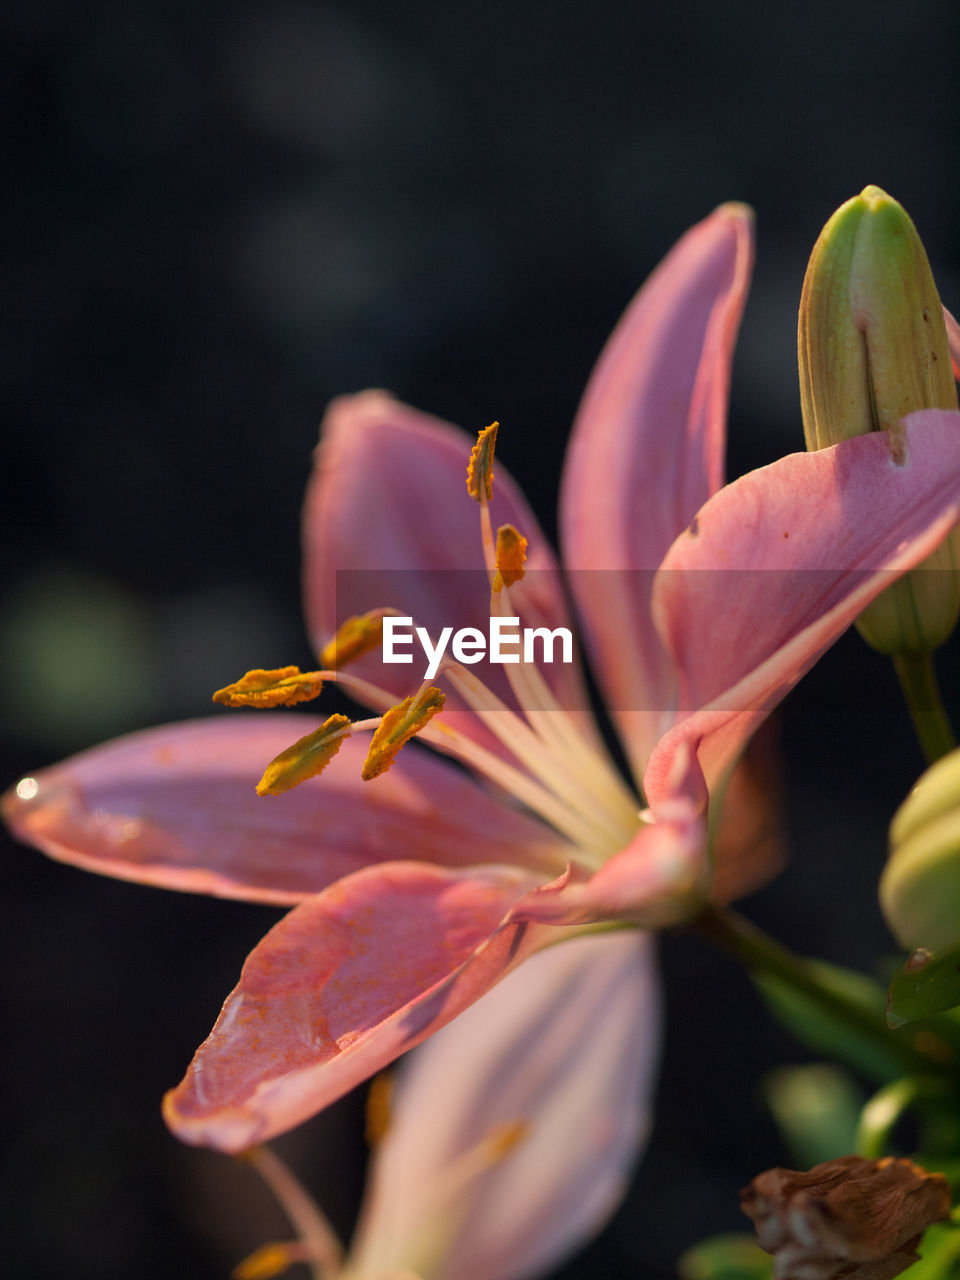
302,391 -> 593,746
1,718 -> 568,904
561,204 -> 754,778
349,931 -> 658,1280
163,862 -> 552,1151
645,410 -> 960,803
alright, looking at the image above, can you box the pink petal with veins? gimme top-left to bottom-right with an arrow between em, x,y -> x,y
645,410 -> 960,802
350,932 -> 658,1280
163,862 -> 552,1151
561,204 -> 754,777
2,717 -> 568,904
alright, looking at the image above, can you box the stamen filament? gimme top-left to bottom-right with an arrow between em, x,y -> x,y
477,510 -> 640,827
239,1145 -> 343,1280
466,425 -> 639,826
444,663 -> 637,850
325,667 -> 610,862
477,487 -> 499,581
320,665 -> 616,865
489,585 -> 639,823
421,719 -> 609,864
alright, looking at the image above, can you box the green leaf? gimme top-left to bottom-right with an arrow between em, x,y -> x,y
753,960 -> 906,1082
889,948 -> 960,1029
764,1064 -> 864,1167
899,1224 -> 960,1280
678,1234 -> 772,1280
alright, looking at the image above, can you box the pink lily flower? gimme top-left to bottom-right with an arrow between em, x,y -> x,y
6,204 -> 960,1162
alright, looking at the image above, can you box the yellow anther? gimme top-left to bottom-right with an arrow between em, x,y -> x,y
466,421 -> 499,503
256,715 -> 352,796
365,1071 -> 394,1147
362,688 -> 446,780
232,1242 -> 308,1280
213,667 -> 323,709
320,611 -> 386,670
486,1119 -> 530,1161
493,523 -> 527,591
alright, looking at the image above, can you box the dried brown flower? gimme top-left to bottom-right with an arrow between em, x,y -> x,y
740,1155 -> 950,1280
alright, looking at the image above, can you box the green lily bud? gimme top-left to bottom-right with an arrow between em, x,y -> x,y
799,185 -> 960,655
881,747 -> 960,951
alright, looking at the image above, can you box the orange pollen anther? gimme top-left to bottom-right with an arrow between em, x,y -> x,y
365,1071 -> 394,1147
320,611 -> 386,670
487,1119 -> 530,1160
466,421 -> 499,502
232,1242 -> 314,1280
362,687 -> 446,780
256,714 -> 352,796
213,667 -> 324,709
493,523 -> 528,590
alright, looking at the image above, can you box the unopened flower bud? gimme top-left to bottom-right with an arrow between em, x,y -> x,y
881,746 -> 960,951
799,186 -> 960,654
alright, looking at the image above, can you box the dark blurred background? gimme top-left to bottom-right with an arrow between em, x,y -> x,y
3,1 -> 960,1276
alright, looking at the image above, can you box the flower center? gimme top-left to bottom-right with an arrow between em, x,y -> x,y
212,424 -> 642,870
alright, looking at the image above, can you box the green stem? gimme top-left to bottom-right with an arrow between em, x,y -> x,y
855,1076 -> 952,1159
893,651 -> 956,765
694,906 -> 941,1078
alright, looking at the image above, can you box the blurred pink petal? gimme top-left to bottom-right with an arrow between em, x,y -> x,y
561,203 -> 754,775
2,718 -> 568,903
163,862 -> 549,1151
645,410 -> 960,801
349,932 -> 658,1280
